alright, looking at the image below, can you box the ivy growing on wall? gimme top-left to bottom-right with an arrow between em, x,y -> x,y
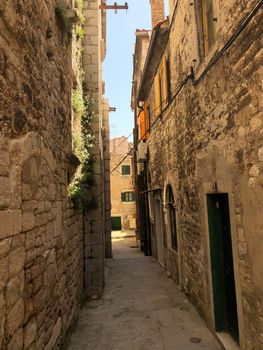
67,0 -> 96,211
55,0 -> 84,37
72,88 -> 85,116
75,0 -> 85,39
55,0 -> 77,35
69,93 -> 97,211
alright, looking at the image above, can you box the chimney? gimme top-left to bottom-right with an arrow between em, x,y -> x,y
150,0 -> 165,28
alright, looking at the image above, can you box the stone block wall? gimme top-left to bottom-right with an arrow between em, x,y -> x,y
102,99 -> 112,258
150,0 -> 165,28
82,0 -> 106,298
0,1 -> 84,348
144,1 -> 263,348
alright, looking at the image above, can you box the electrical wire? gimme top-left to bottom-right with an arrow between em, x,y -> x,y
110,0 -> 262,172
194,0 -> 263,84
113,168 -> 136,184
109,130 -> 134,155
109,74 -> 190,159
110,75 -> 191,174
109,68 -> 190,156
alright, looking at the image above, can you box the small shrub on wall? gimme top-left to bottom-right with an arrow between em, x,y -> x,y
69,93 -> 97,211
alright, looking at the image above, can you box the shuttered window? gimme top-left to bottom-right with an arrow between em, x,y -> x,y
139,110 -> 146,140
154,74 -> 162,116
200,0 -> 215,55
144,102 -> 150,139
139,103 -> 150,140
121,192 -> 136,202
162,56 -> 169,108
154,56 -> 170,116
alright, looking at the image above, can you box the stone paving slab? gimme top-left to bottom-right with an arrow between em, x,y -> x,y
111,230 -> 136,239
67,237 -> 222,350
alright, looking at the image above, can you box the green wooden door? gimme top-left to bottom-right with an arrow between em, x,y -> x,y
111,216 -> 121,231
207,194 -> 239,342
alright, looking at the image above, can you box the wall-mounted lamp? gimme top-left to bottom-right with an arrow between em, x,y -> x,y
138,101 -> 144,110
212,181 -> 218,193
109,107 -> 116,112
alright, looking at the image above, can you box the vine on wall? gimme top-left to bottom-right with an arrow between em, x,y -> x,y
68,0 -> 96,211
55,0 -> 85,38
69,93 -> 97,211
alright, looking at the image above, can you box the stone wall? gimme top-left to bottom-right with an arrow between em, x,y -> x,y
82,0 -> 106,298
0,0 -> 84,348
138,1 -> 263,348
150,0 -> 165,27
102,99 -> 112,258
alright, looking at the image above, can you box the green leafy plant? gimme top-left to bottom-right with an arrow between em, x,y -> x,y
72,88 -> 85,116
75,0 -> 85,24
76,25 -> 85,39
55,0 -> 74,34
68,156 -> 97,210
69,92 -> 97,211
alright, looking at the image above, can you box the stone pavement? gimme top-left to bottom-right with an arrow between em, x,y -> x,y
67,237 -> 222,350
111,229 -> 136,239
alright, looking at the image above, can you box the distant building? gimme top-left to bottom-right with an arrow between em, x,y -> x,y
110,137 -> 136,231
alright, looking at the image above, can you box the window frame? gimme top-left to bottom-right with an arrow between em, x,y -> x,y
121,164 -> 131,175
154,55 -> 170,116
121,191 -> 135,202
154,73 -> 162,116
195,0 -> 216,59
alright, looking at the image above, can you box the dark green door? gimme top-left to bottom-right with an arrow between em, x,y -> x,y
111,216 -> 121,231
207,194 -> 239,343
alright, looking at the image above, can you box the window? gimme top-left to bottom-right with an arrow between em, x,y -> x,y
121,191 -> 135,202
196,0 -> 215,57
121,165 -> 131,175
139,102 -> 150,140
154,55 -> 170,115
167,185 -> 178,250
154,73 -> 162,116
144,102 -> 150,139
161,56 -> 170,108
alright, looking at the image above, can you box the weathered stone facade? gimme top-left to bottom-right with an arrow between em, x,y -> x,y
132,0 -> 263,349
150,0 -> 165,28
0,1 -> 84,348
82,0 -> 111,296
0,0 -> 110,348
110,137 -> 136,231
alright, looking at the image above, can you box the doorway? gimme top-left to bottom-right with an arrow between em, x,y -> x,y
154,198 -> 165,267
111,216 -> 122,231
207,193 -> 239,343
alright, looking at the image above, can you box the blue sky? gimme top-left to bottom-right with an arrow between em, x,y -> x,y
104,0 -> 169,140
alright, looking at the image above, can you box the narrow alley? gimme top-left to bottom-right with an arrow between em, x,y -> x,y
0,0 -> 262,349
67,235 -> 222,350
